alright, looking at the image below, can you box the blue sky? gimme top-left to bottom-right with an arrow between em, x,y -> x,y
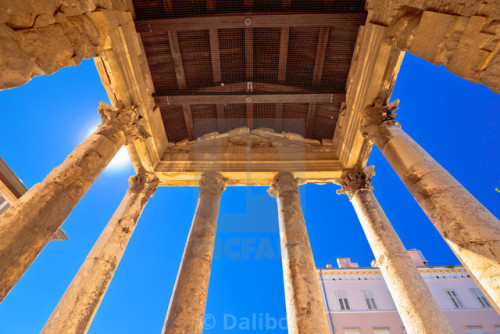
0,53 -> 498,333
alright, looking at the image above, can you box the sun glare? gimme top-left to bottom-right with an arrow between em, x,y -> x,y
84,125 -> 132,171
107,146 -> 132,170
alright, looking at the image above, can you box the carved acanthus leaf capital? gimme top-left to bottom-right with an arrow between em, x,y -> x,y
199,172 -> 226,195
337,165 -> 375,200
98,102 -> 151,143
267,172 -> 298,198
129,172 -> 160,199
361,99 -> 400,140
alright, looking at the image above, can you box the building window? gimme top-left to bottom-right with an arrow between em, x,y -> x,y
372,327 -> 390,334
470,289 -> 492,308
444,289 -> 464,308
362,290 -> 378,310
336,290 -> 350,310
465,326 -> 483,334
0,193 -> 12,216
494,326 -> 500,334
343,328 -> 360,334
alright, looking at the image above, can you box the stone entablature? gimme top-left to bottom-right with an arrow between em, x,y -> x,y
157,127 -> 342,186
318,266 -> 471,282
166,127 -> 335,153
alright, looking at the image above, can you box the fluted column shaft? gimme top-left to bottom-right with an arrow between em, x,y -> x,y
339,166 -> 453,334
41,172 -> 159,334
362,100 -> 500,312
268,172 -> 329,334
0,102 -> 148,302
162,172 -> 225,334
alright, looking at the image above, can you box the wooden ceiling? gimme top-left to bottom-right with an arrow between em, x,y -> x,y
132,0 -> 366,142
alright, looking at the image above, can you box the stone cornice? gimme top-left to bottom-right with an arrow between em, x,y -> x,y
318,266 -> 471,281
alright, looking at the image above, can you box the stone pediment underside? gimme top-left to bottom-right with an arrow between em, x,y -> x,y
156,127 -> 341,186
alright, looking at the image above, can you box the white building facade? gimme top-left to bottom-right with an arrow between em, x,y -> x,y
319,251 -> 500,334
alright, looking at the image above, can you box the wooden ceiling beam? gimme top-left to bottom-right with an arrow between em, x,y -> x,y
278,27 -> 290,82
324,0 -> 335,9
207,0 -> 216,12
246,104 -> 254,130
312,27 -> 330,86
168,31 -> 192,138
182,104 -> 195,140
245,26 -> 253,129
162,93 -> 344,105
275,103 -> 283,132
245,28 -> 253,80
305,103 -> 317,138
135,13 -> 367,32
162,0 -> 173,13
208,27 -> 226,133
168,31 -> 187,90
209,28 -> 222,83
190,82 -> 322,94
244,0 -> 252,9
216,104 -> 226,132
306,27 -> 330,139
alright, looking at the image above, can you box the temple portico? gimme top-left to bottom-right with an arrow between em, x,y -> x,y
0,0 -> 498,333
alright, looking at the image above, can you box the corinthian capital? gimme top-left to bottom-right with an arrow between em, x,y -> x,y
267,172 -> 298,198
98,102 -> 151,143
199,172 -> 226,195
337,166 -> 375,200
361,99 -> 400,141
129,172 -> 160,199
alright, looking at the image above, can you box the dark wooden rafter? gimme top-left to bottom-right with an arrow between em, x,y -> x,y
168,31 -> 193,139
216,105 -> 226,132
190,81 -> 316,94
312,27 -> 330,86
275,103 -> 284,132
208,28 -> 225,132
209,29 -> 222,83
276,22 -> 290,132
278,27 -> 289,82
207,0 -> 216,12
135,13 -> 366,32
244,0 -> 252,9
245,25 -> 254,129
168,31 -> 186,89
306,27 -> 330,138
324,0 -> 335,9
163,93 -> 344,105
162,0 -> 173,13
182,104 -> 195,140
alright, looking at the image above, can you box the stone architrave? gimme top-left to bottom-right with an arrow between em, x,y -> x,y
41,172 -> 159,334
268,172 -> 330,334
361,100 -> 500,312
339,166 -> 454,334
0,102 -> 148,302
162,172 -> 225,334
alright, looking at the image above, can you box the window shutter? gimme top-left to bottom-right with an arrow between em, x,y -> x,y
0,194 -> 12,216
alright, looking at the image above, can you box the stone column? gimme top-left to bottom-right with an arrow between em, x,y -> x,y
162,172 -> 225,334
268,172 -> 330,334
362,100 -> 500,312
41,172 -> 158,334
339,166 -> 453,334
0,102 -> 149,302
